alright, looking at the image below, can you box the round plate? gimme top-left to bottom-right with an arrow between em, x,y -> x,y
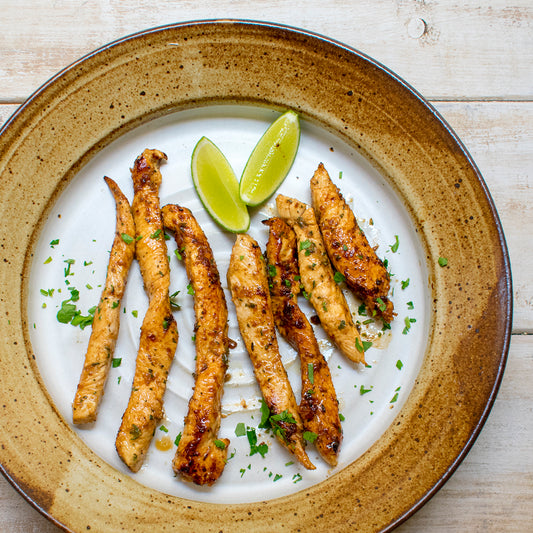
0,21 -> 511,532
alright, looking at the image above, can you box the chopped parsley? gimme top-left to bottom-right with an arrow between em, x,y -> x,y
303,431 -> 318,443
246,427 -> 268,458
63,258 -> 75,276
396,359 -> 404,370
43,256 -> 52,264
130,424 -> 141,440
333,271 -> 345,284
268,264 -> 277,278
402,316 -> 417,334
269,410 -> 297,442
121,233 -> 134,244
169,290 -> 181,310
299,239 -> 315,256
49,239 -> 59,248
56,300 -> 77,323
376,297 -> 387,312
259,400 -> 271,428
307,363 -> 314,385
214,439 -> 226,450
112,358 -> 122,368
235,422 -> 246,437
390,387 -> 401,403
438,256 -> 448,267
174,432 -> 182,446
359,385 -> 373,395
187,283 -> 194,296
390,235 -> 400,253
401,278 -> 410,289
159,425 -> 169,433
355,338 -> 373,353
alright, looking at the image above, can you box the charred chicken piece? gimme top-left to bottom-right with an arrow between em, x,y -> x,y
72,177 -> 135,424
264,217 -> 342,466
310,163 -> 394,323
276,194 -> 365,364
115,149 -> 178,472
227,234 -> 315,470
162,204 -> 230,485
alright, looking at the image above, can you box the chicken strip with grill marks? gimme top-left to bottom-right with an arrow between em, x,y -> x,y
72,177 -> 135,424
264,217 -> 342,466
276,194 -> 365,365
115,149 -> 178,472
227,234 -> 315,470
162,204 -> 230,486
310,163 -> 394,323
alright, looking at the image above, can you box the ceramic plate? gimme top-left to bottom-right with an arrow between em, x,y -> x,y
0,21 -> 511,532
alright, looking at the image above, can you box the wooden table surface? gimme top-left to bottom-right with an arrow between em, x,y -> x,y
0,1 -> 531,531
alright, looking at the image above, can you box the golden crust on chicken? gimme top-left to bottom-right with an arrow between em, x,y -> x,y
115,149 -> 178,472
310,163 -> 394,323
276,194 -> 365,365
162,204 -> 230,486
227,234 -> 315,470
264,217 -> 342,466
72,177 -> 135,424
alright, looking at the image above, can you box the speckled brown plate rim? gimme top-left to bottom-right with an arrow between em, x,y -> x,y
0,20 -> 512,532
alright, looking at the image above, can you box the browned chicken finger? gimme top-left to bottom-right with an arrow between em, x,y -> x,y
162,204 -> 230,486
276,194 -> 365,364
264,217 -> 342,466
227,234 -> 315,470
310,163 -> 394,323
115,149 -> 179,472
72,177 -> 135,424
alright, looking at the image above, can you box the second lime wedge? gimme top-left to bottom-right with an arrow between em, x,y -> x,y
191,137 -> 250,233
239,110 -> 300,207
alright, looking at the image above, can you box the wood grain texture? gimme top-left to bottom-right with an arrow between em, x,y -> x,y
0,1 -> 530,530
0,1 -> 531,102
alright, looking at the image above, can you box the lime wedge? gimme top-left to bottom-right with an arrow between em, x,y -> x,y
191,137 -> 250,233
239,110 -> 300,206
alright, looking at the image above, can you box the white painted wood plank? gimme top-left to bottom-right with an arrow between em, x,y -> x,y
1,101 -> 529,330
0,0 -> 531,102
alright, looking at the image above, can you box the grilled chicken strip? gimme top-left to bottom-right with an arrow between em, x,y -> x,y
264,218 -> 342,466
227,234 -> 315,470
162,204 -> 230,485
72,177 -> 135,424
276,194 -> 365,365
116,149 -> 178,472
310,164 -> 394,323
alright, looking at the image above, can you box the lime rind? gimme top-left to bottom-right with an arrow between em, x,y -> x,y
191,137 -> 250,233
239,110 -> 300,207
